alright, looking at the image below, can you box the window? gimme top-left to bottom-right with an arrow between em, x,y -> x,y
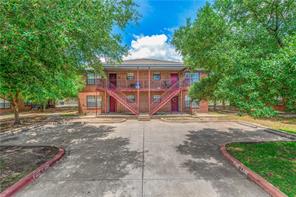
153,72 -> 161,80
152,95 -> 161,103
127,72 -> 134,80
191,73 -> 200,83
185,95 -> 191,108
192,100 -> 199,108
185,72 -> 200,85
86,96 -> 102,108
87,73 -> 95,85
127,95 -> 136,103
185,95 -> 199,108
0,98 -> 10,109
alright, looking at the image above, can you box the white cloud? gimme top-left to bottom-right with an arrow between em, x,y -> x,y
124,34 -> 182,62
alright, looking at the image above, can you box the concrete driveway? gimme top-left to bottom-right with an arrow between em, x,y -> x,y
0,120 -> 287,197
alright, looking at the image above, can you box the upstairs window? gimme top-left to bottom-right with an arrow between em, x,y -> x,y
127,95 -> 136,103
0,98 -> 10,109
87,73 -> 96,85
152,95 -> 161,103
86,96 -> 102,108
127,72 -> 135,80
185,72 -> 200,85
153,72 -> 161,80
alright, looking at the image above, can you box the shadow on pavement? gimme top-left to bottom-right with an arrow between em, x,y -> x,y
2,122 -> 143,196
176,128 -> 273,197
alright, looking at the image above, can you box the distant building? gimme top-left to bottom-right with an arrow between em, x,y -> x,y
56,98 -> 78,108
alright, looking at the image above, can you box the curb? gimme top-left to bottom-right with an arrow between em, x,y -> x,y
236,121 -> 296,140
0,147 -> 65,197
220,143 -> 287,197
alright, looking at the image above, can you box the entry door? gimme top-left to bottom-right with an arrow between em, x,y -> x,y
109,96 -> 116,112
171,96 -> 179,112
170,73 -> 179,85
109,73 -> 117,88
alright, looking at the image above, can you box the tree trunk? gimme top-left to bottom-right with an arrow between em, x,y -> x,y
12,92 -> 21,125
42,102 -> 46,112
222,100 -> 226,110
213,99 -> 217,111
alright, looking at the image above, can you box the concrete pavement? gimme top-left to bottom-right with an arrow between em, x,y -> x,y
0,120 -> 287,197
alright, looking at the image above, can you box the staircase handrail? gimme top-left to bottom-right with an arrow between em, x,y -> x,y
107,82 -> 138,111
150,79 -> 183,109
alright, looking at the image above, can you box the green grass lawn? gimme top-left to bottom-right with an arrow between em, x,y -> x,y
280,128 -> 296,135
226,141 -> 296,197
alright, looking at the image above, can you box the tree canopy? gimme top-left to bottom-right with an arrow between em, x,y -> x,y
0,0 -> 137,123
173,0 -> 296,117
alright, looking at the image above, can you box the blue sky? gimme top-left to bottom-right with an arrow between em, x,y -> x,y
118,0 -> 207,61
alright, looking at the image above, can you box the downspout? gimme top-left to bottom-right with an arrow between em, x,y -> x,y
137,66 -> 140,115
148,67 -> 151,114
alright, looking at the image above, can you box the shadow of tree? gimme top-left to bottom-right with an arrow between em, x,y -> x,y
1,123 -> 143,196
176,128 -> 276,196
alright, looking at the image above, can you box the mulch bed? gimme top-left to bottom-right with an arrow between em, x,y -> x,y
0,146 -> 59,192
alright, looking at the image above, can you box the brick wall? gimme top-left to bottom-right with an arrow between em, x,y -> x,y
78,69 -> 209,114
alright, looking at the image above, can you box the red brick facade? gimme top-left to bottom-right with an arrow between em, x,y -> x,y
78,61 -> 208,115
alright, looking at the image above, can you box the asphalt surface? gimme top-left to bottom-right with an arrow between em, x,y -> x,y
0,120 -> 288,197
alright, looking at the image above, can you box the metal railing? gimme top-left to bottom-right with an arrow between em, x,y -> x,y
96,78 -> 190,90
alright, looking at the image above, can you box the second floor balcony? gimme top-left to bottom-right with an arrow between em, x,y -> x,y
95,78 -> 191,91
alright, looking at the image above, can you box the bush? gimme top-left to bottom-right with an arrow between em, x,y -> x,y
250,107 -> 278,118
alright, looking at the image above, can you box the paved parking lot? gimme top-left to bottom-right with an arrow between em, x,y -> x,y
1,120 -> 287,197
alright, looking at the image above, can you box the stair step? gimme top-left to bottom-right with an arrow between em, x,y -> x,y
138,114 -> 151,121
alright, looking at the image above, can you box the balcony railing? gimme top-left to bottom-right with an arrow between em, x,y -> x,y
96,79 -> 191,90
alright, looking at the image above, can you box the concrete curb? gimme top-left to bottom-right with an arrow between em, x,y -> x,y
0,147 -> 65,197
159,118 -> 296,140
220,143 -> 287,197
236,121 -> 296,140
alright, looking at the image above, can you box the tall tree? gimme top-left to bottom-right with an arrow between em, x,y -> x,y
0,0 -> 137,124
173,0 -> 296,117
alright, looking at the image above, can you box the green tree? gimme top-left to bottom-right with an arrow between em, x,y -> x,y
0,0 -> 137,124
173,0 -> 296,117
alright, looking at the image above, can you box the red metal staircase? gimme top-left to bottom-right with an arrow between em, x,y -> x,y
150,80 -> 182,115
96,79 -> 139,115
106,83 -> 139,115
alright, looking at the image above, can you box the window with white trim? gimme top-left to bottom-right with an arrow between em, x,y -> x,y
153,72 -> 161,80
87,73 -> 95,85
127,72 -> 135,80
0,98 -> 10,109
185,95 -> 191,108
185,72 -> 200,85
86,73 -> 101,85
152,95 -> 161,103
86,96 -> 102,108
185,95 -> 199,108
127,95 -> 136,103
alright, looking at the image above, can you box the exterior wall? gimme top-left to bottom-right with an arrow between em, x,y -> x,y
0,99 -> 31,114
79,69 -> 209,114
78,91 -> 106,114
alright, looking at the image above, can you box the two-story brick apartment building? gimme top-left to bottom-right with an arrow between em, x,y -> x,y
78,59 -> 208,116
